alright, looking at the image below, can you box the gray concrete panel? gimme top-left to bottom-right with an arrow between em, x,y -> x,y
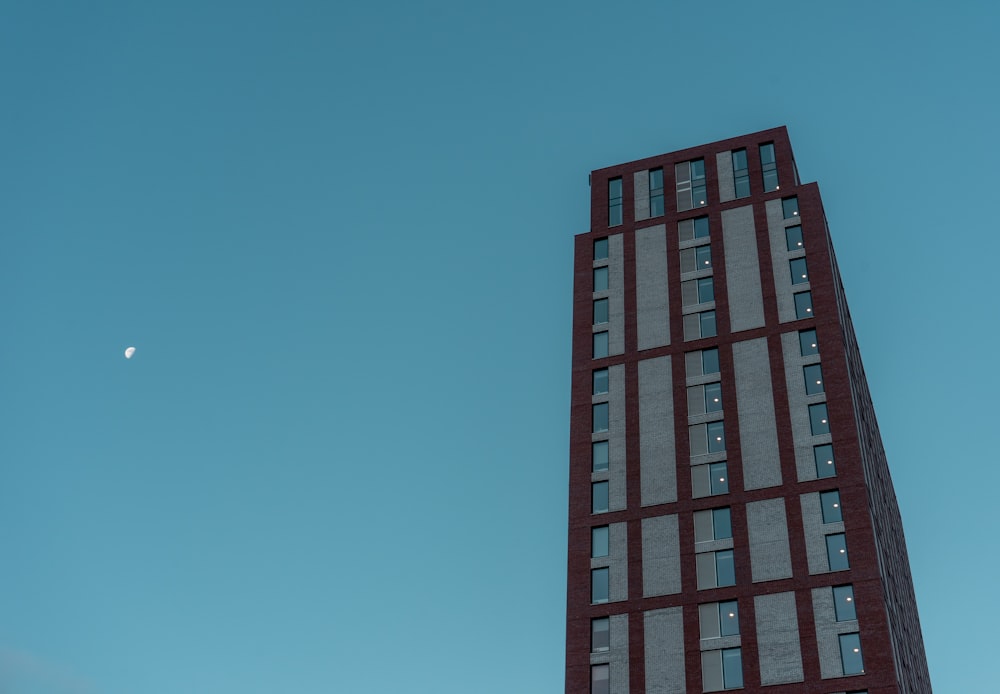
609,365 -> 627,512
746,498 -> 793,582
644,607 -> 686,694
716,151 -> 735,203
721,205 -> 765,331
634,170 -> 650,222
642,514 -> 681,597
755,591 -> 804,685
699,635 -> 741,652
611,614 -> 630,694
639,355 -> 675,506
635,225 -> 670,350
610,522 -> 628,602
608,234 -> 626,355
781,332 -> 823,482
733,338 -> 782,489
801,492 -> 828,574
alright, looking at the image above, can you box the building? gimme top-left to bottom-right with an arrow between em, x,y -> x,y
566,127 -> 930,694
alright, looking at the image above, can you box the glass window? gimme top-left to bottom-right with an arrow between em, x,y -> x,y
790,257 -> 809,285
592,482 -> 609,514
720,600 -> 740,636
839,633 -> 864,675
732,149 -> 750,199
804,364 -> 824,395
592,526 -> 609,558
785,224 -> 804,251
695,507 -> 732,542
794,291 -> 813,319
698,277 -> 714,303
710,462 -> 729,495
593,403 -> 609,433
809,403 -> 830,435
722,648 -> 744,688
703,348 -> 720,374
799,329 -> 819,356
692,462 -> 729,498
593,266 -> 608,292
594,238 -> 609,260
593,368 -> 609,394
608,178 -> 623,226
704,382 -> 723,412
649,168 -> 664,217
593,331 -> 609,358
592,441 -> 609,472
761,143 -> 779,191
691,159 -> 707,208
591,618 -> 610,652
591,663 -> 610,694
593,298 -> 609,324
814,444 -> 836,478
592,567 -> 609,603
834,585 -> 857,621
821,490 -> 842,523
707,420 -> 725,453
684,311 -> 717,341
716,549 -> 735,586
680,244 -> 712,273
693,216 -> 709,238
782,196 -> 799,219
827,533 -> 849,571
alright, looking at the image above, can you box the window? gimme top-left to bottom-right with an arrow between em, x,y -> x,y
608,179 -> 623,226
676,159 -> 707,211
799,328 -> 818,356
708,421 -> 725,452
691,159 -> 707,208
591,663 -> 610,694
680,244 -> 712,273
804,364 -> 824,395
592,525 -> 609,558
594,238 -> 609,260
593,298 -> 609,324
722,648 -> 743,688
593,331 -> 609,358
834,585 -> 857,621
593,368 -> 609,394
594,266 -> 609,292
700,600 -> 740,639
692,462 -> 729,498
684,310 -> 717,340
782,196 -> 799,219
694,507 -> 733,542
682,277 -> 715,306
690,420 -> 726,456
593,403 -> 609,433
814,444 -> 836,478
702,347 -> 720,374
592,482 -> 609,514
679,215 -> 710,242
591,617 -> 610,652
685,381 -> 723,414
592,567 -> 609,603
826,533 -> 849,571
790,258 -> 809,285
702,648 -> 743,691
697,549 -> 735,589
809,403 -> 830,435
761,143 -> 779,191
794,291 -> 813,319
785,225 -> 803,251
839,633 -> 864,675
820,490 -> 842,523
732,149 -> 750,198
592,441 -> 609,472
649,168 -> 664,217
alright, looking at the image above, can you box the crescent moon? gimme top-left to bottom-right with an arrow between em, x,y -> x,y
124,347 -> 136,359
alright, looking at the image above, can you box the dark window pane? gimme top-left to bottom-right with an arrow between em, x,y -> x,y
821,490 -> 842,523
593,331 -> 609,358
591,663 -> 610,694
697,277 -> 714,303
782,197 -> 799,219
594,266 -> 608,292
700,311 -> 717,337
649,168 -> 663,191
592,441 -> 609,472
593,403 -> 609,433
763,169 -> 779,192
696,245 -> 712,269
794,291 -> 813,319
735,175 -> 750,198
722,648 -> 743,687
592,618 -> 610,652
785,225 -> 804,251
834,585 -> 857,621
693,216 -> 710,238
650,193 -> 664,217
691,159 -> 705,179
591,568 -> 609,603
592,526 -> 609,558
608,178 -> 622,198
593,298 -> 609,324
609,179 -> 623,227
707,420 -> 726,452
732,149 -> 748,171
693,182 -> 707,207
592,482 -> 609,513
593,368 -> 609,394
710,462 -> 729,494
839,633 -> 864,675
790,257 -> 809,285
704,382 -> 723,412
594,238 -> 609,260
702,348 -> 720,374
827,533 -> 849,571
809,403 -> 830,435
716,550 -> 735,586
720,600 -> 740,636
713,507 -> 732,539
762,143 -> 779,192
814,444 -> 836,478
760,143 -> 776,166
804,364 -> 824,394
799,329 -> 819,356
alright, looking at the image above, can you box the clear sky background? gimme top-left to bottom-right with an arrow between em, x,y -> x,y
0,1 -> 995,692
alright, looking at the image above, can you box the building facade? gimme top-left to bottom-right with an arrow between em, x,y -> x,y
566,127 -> 930,694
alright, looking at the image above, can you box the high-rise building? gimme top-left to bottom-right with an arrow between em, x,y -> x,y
566,127 -> 930,694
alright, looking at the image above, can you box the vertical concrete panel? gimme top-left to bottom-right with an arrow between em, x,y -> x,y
721,205 -> 765,331
716,151 -> 735,203
755,592 -> 804,684
782,332 -> 822,481
635,225 -> 670,350
610,522 -> 629,602
642,514 -> 681,597
746,498 -> 793,582
800,492 -> 827,574
733,338 -> 782,489
810,587 -> 860,681
766,200 -> 803,324
609,365 -> 627,512
610,614 -> 630,694
644,607 -> 686,694
639,355 -> 675,506
608,234 -> 626,355
634,170 -> 650,222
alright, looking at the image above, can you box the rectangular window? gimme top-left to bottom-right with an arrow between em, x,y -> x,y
809,403 -> 830,435
702,347 -> 720,374
591,617 -> 610,652
691,159 -> 707,208
592,482 -> 609,514
708,420 -> 725,453
593,368 -> 609,394
593,331 -> 609,358
684,310 -> 717,341
680,244 -> 712,273
799,328 -> 818,356
594,238 -> 609,260
649,168 -> 664,217
690,421 -> 726,456
676,159 -> 707,211
592,525 -> 609,558
839,633 -> 864,675
699,600 -> 740,639
608,178 -> 623,226
688,383 -> 723,416
804,364 -> 824,395
790,257 -> 809,285
593,298 -> 609,324
821,490 -> 842,523
761,143 -> 779,191
694,507 -> 733,542
785,224 -> 804,251
697,549 -> 736,589
591,567 -> 610,603
732,149 -> 750,198
814,444 -> 836,478
827,533 -> 849,571
702,647 -> 743,691
692,461 -> 729,498
682,278 -> 714,306
834,585 -> 857,621
722,648 -> 744,688
591,663 -> 610,694
594,266 -> 609,292
794,291 -> 813,319
592,441 -> 609,472
593,403 -> 609,433
678,215 -> 710,242
782,196 -> 799,219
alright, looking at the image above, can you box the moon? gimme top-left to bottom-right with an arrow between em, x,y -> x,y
124,347 -> 136,359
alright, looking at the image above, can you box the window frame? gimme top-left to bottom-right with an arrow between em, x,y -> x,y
608,178 -> 623,227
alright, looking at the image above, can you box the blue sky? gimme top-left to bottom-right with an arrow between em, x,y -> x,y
1,1 -> 996,692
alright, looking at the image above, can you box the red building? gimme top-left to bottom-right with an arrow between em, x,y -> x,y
567,127 -> 930,694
